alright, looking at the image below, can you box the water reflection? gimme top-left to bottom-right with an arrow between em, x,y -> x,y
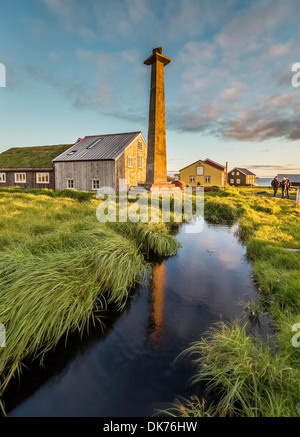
149,263 -> 166,348
7,220 -> 270,417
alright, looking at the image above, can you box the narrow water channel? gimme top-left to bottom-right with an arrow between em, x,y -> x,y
7,220 -> 264,417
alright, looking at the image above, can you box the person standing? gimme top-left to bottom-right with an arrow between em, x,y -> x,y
286,177 -> 291,199
271,176 -> 280,197
281,177 -> 287,198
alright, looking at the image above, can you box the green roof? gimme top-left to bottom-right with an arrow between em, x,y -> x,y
0,144 -> 72,169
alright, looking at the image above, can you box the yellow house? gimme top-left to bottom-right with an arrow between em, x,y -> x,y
179,158 -> 226,187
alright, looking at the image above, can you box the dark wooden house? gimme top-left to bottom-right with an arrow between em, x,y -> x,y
0,144 -> 71,189
228,167 -> 256,186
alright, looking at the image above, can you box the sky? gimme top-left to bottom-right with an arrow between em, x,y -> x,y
0,0 -> 300,177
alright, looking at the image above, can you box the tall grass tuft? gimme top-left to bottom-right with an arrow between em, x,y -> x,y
181,322 -> 300,417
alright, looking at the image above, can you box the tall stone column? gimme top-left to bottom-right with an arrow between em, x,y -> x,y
143,47 -> 171,190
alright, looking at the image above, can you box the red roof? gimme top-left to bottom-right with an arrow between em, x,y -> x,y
203,159 -> 225,171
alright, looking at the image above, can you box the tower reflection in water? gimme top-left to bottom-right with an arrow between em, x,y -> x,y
149,262 -> 166,348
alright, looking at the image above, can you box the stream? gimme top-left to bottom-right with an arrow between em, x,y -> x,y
6,219 -> 267,417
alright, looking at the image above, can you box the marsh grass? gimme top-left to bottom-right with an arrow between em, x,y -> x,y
168,186 -> 300,417
179,322 -> 300,417
0,190 -> 179,409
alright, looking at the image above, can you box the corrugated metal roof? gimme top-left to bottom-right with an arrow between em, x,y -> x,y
53,132 -> 141,162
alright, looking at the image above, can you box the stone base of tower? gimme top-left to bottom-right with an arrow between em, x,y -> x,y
138,182 -> 179,192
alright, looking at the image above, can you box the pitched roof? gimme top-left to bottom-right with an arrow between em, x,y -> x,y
203,158 -> 225,171
236,168 -> 256,176
229,167 -> 256,176
0,144 -> 72,169
53,132 -> 143,162
179,158 -> 225,172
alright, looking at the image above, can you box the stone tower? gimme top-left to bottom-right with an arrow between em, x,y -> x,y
143,47 -> 171,190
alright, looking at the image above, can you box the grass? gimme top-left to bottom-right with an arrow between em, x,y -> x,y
0,190 -> 179,411
175,322 -> 300,417
0,144 -> 72,168
168,185 -> 300,417
0,186 -> 94,201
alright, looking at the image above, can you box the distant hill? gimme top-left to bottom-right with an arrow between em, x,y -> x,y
0,144 -> 72,168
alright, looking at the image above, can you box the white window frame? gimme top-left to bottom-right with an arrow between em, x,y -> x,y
189,176 -> 195,183
230,179 -> 234,184
232,172 -> 235,175
137,154 -> 143,169
67,179 -> 74,189
196,166 -> 204,175
237,179 -> 241,184
0,173 -> 6,183
205,176 -> 211,183
127,156 -> 133,168
91,179 -> 100,190
36,172 -> 50,184
236,171 -> 239,175
137,140 -> 143,151
15,173 -> 26,183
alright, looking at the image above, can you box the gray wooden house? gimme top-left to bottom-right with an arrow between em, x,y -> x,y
53,132 -> 147,191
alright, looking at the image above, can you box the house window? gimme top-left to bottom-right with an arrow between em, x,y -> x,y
174,175 -> 179,181
91,179 -> 100,190
236,171 -> 239,175
127,156 -> 133,168
0,173 -> 6,183
15,173 -> 26,183
190,176 -> 195,183
232,172 -> 235,175
87,138 -> 103,149
67,150 -> 77,156
237,179 -> 241,184
36,173 -> 49,184
138,140 -> 143,151
230,179 -> 234,184
137,154 -> 143,169
196,166 -> 204,175
67,179 -> 74,189
205,176 -> 211,183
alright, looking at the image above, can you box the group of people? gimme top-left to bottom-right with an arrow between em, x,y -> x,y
271,176 -> 291,198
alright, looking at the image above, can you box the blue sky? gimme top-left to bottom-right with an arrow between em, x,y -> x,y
0,0 -> 300,177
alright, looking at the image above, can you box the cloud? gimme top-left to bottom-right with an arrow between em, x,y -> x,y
32,0 -> 300,146
244,164 -> 300,171
24,56 -> 147,124
221,82 -> 248,100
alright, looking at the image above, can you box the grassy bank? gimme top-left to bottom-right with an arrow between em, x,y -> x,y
172,186 -> 300,417
0,189 -> 179,411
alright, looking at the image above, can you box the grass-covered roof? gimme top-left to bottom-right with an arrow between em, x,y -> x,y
0,144 -> 72,168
